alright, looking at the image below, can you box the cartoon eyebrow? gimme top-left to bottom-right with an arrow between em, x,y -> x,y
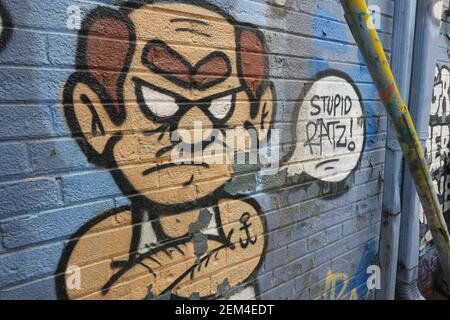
175,28 -> 211,38
170,18 -> 211,36
142,40 -> 232,91
170,18 -> 210,26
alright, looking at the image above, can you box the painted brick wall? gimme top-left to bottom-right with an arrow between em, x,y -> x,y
419,1 -> 450,299
0,0 -> 393,300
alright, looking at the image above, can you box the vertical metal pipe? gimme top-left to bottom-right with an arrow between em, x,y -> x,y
340,0 -> 450,294
398,0 -> 446,298
377,0 -> 417,300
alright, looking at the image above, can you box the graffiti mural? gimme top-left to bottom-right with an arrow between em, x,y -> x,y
0,1 -> 11,50
323,239 -> 377,300
418,64 -> 450,296
421,64 -> 450,252
418,252 -> 441,298
57,1 -> 276,300
286,71 -> 365,183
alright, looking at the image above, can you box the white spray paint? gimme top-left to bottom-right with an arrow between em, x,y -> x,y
287,74 -> 365,183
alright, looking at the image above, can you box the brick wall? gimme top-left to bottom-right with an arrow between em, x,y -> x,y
419,1 -> 450,299
0,0 -> 393,300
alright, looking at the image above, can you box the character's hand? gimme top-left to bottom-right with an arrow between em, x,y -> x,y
154,197 -> 265,299
105,198 -> 264,299
140,199 -> 265,298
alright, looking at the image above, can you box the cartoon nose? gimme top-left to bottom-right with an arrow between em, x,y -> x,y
177,106 -> 214,144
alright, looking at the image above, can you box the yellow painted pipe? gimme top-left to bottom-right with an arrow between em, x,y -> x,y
340,0 -> 450,291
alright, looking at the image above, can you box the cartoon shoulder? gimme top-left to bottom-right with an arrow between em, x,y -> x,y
57,207 -> 135,300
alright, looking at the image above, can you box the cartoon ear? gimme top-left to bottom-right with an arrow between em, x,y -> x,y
63,73 -> 123,165
76,7 -> 135,125
237,27 -> 267,118
245,83 -> 275,146
237,27 -> 274,144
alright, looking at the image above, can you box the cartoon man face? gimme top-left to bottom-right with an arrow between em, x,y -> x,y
64,2 -> 274,207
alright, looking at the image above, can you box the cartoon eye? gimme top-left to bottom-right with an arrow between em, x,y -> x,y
209,94 -> 234,120
141,86 -> 179,118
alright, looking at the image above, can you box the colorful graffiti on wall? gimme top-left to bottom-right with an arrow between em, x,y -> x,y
0,1 -> 11,50
286,71 -> 366,184
57,1 -> 275,300
323,239 -> 377,300
54,0 -> 372,300
418,252 -> 441,298
419,63 -> 450,297
422,64 -> 450,251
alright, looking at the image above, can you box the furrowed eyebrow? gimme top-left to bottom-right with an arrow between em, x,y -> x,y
175,28 -> 211,38
133,77 -> 243,103
169,18 -> 210,26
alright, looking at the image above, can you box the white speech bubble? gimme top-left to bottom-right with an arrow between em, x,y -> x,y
287,73 -> 365,182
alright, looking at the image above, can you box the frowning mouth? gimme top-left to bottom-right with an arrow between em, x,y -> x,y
142,162 -> 210,177
315,159 -> 339,171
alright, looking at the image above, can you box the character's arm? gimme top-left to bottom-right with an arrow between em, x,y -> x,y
60,199 -> 265,300
58,207 -> 144,300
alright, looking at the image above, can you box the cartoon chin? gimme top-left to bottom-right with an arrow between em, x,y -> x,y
136,165 -> 228,204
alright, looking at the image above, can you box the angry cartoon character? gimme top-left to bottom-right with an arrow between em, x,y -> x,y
57,0 -> 275,300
